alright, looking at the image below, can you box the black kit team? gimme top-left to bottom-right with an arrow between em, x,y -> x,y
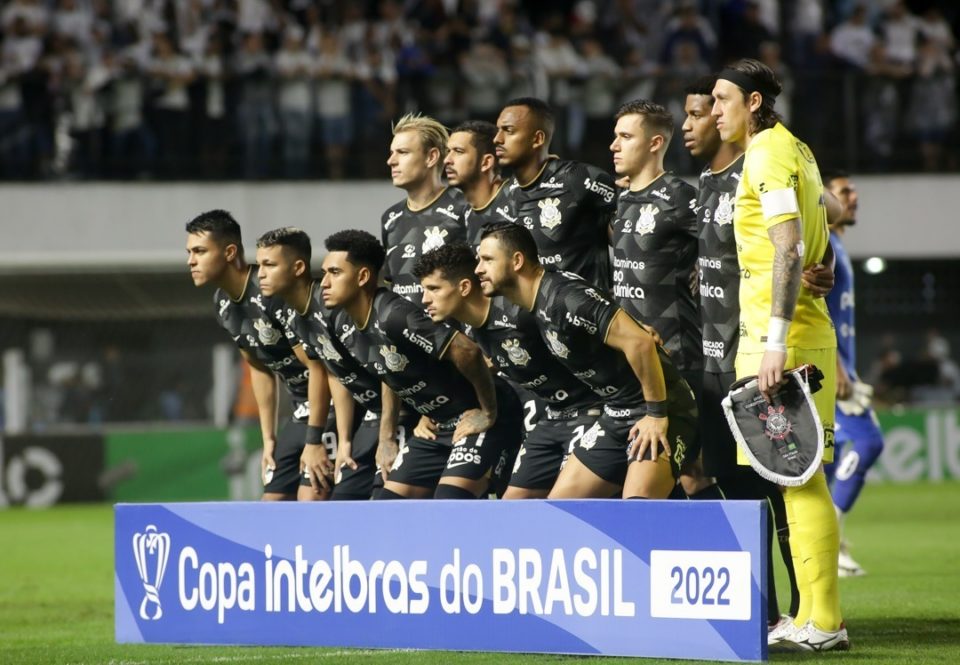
414,243 -> 602,499
320,229 -> 524,499
186,210 -> 331,501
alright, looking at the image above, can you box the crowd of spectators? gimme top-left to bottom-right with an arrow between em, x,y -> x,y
0,0 -> 956,180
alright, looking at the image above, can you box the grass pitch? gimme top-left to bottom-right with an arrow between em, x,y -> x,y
1,482 -> 958,664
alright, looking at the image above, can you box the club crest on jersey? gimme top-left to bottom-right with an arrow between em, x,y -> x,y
254,319 -> 282,345
545,330 -> 570,359
422,226 -> 449,253
636,204 -> 658,235
715,192 -> 734,225
539,198 -> 562,230
379,345 -> 409,372
501,339 -> 531,367
318,335 -> 342,362
760,405 -> 793,440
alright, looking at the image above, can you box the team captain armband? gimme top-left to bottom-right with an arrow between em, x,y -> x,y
759,187 -> 799,220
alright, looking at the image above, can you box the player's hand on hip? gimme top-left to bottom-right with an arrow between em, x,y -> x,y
301,443 -> 334,493
376,437 -> 400,482
758,350 -> 787,401
334,439 -> 357,483
628,415 -> 670,462
453,408 -> 494,442
413,415 -> 438,440
802,263 -> 834,298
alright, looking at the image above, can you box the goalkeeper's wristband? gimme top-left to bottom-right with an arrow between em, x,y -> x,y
765,317 -> 791,353
305,425 -> 325,445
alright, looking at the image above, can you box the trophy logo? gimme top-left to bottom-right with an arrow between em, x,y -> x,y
133,525 -> 170,620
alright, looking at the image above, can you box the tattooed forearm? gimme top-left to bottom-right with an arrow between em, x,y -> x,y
768,218 -> 803,320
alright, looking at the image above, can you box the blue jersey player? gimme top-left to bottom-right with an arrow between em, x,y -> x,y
823,172 -> 885,577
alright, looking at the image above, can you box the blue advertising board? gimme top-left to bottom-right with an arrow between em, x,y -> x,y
116,500 -> 767,661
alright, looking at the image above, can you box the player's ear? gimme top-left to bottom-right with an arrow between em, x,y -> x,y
532,129 -> 546,150
480,153 -> 496,174
426,146 -> 441,169
458,277 -> 472,296
650,133 -> 665,154
223,242 -> 238,263
748,91 -> 763,113
357,266 -> 371,288
293,258 -> 307,277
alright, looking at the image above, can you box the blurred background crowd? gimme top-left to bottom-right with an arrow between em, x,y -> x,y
1,0 -> 957,181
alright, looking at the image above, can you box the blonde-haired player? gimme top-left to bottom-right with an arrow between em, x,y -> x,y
381,113 -> 469,307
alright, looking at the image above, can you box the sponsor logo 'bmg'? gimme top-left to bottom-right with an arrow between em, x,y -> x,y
133,525 -> 171,620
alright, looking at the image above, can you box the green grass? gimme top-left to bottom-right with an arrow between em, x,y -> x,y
1,483 -> 958,664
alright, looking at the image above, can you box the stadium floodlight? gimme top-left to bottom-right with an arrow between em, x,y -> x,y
863,257 -> 886,274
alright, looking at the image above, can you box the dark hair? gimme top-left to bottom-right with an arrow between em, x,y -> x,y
451,119 -> 499,174
324,229 -> 385,274
256,227 -> 311,264
684,75 -> 717,98
502,96 -> 555,142
724,58 -> 783,132
185,209 -> 243,252
615,99 -> 675,143
820,169 -> 850,188
479,221 -> 539,263
412,243 -> 480,286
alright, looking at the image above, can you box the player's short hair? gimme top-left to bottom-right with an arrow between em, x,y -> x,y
720,58 -> 783,132
479,221 -> 540,264
256,227 -> 311,264
451,119 -> 499,174
685,75 -> 717,98
615,99 -> 675,143
412,243 -> 480,287
324,229 -> 385,275
502,97 -> 555,143
185,209 -> 243,252
821,169 -> 850,188
392,112 -> 449,164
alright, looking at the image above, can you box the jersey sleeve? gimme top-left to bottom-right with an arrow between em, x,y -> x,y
583,164 -> 618,222
380,211 -> 393,285
381,295 -> 459,361
745,133 -> 801,229
563,283 -> 621,344
675,180 -> 699,239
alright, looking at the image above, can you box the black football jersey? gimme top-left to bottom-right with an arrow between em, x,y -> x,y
532,270 -> 686,409
466,295 -> 597,410
610,173 -> 702,372
284,281 -> 383,412
508,159 -> 616,289
696,155 -> 744,373
464,180 -> 517,247
331,288 -> 478,422
213,268 -> 309,417
381,187 -> 469,306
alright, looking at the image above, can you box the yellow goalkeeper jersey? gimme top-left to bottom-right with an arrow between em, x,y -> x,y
734,123 -> 836,352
